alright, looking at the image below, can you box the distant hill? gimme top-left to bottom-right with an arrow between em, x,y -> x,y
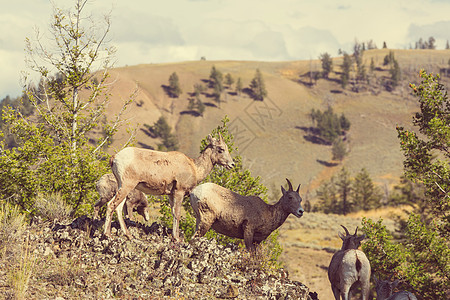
103,49 -> 450,203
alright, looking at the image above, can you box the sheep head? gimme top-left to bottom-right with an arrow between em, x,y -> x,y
280,178 -> 304,218
136,205 -> 150,222
207,133 -> 235,169
375,278 -> 401,300
338,225 -> 366,250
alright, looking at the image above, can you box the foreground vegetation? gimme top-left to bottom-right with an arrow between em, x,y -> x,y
0,0 -> 449,299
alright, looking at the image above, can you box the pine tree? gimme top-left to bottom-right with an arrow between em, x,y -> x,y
209,66 -> 223,105
335,167 -> 353,215
352,168 -> 382,210
332,138 -> 347,161
319,52 -> 333,78
235,77 -> 243,95
249,69 -> 267,101
363,71 -> 450,299
224,73 -> 234,88
168,72 -> 182,98
341,53 -> 352,88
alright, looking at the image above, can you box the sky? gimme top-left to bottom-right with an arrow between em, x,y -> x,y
2,0 -> 450,99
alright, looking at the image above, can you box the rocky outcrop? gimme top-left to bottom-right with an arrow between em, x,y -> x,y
14,216 -> 315,299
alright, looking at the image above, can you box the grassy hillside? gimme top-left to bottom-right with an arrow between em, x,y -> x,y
85,49 -> 450,299
104,49 -> 450,202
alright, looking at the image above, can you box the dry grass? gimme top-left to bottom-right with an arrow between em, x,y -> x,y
33,193 -> 72,224
0,204 -> 35,300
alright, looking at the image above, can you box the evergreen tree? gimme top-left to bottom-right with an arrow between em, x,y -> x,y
168,72 -> 182,98
390,58 -> 401,88
0,0 -> 133,214
315,179 -> 339,213
150,116 -> 179,151
235,77 -> 243,95
249,69 -> 267,101
335,167 -> 353,215
209,66 -> 223,105
352,168 -> 382,210
319,52 -> 333,78
224,73 -> 234,88
370,57 -> 375,73
341,53 -> 352,88
363,71 -> 450,299
332,138 -> 347,161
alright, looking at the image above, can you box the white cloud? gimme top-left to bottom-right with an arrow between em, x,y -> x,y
2,0 -> 450,99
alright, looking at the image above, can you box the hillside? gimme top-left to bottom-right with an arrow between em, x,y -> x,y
0,216 -> 313,299
96,50 -> 449,299
104,49 -> 450,198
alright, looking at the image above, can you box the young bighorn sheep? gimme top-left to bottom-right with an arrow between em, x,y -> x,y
104,133 -> 234,240
189,178 -> 304,251
328,225 -> 371,300
93,173 -> 150,222
375,279 -> 418,300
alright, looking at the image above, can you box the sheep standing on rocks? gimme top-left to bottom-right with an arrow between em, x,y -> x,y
328,225 -> 371,300
375,279 -> 418,300
189,178 -> 304,251
94,173 -> 150,222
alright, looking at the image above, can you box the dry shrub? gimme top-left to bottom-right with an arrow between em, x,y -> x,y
7,235 -> 36,300
33,193 -> 72,223
0,203 -> 27,258
0,203 -> 35,300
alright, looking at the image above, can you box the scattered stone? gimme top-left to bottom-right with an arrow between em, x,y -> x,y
2,216 -> 316,299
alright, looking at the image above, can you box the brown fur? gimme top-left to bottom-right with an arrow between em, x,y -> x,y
328,226 -> 371,300
94,173 -> 149,221
104,134 -> 234,240
189,179 -> 304,251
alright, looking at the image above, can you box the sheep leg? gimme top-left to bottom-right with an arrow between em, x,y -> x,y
93,197 -> 107,219
125,198 -> 134,221
104,185 -> 134,238
243,221 -> 256,252
331,285 -> 340,300
170,191 -> 184,242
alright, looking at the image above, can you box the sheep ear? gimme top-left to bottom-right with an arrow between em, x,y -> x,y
357,234 -> 366,242
338,232 -> 345,240
392,279 -> 400,289
207,134 -> 215,144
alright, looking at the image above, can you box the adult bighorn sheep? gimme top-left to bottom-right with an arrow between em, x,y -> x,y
104,133 -> 234,240
189,178 -> 304,251
328,225 -> 371,300
94,173 -> 150,222
375,279 -> 418,300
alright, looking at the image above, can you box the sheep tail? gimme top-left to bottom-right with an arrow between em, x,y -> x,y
109,155 -> 115,168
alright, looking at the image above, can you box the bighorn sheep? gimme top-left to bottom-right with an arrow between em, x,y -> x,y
189,178 -> 304,251
94,173 -> 150,222
104,134 -> 234,240
375,279 -> 418,300
328,225 -> 371,300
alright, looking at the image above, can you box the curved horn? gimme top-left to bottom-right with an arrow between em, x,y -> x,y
286,178 -> 293,191
341,225 -> 350,236
296,184 -> 301,193
218,132 -> 224,142
354,227 -> 358,236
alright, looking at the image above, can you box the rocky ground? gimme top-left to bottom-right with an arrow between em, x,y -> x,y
0,216 -> 318,299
